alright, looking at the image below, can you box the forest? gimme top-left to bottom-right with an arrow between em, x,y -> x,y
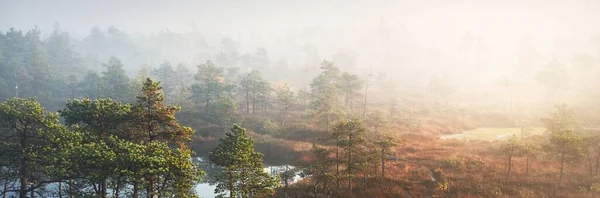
2,1 -> 600,198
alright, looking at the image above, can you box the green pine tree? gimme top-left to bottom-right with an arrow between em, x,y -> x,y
209,125 -> 278,198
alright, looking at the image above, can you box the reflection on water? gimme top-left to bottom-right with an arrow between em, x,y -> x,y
2,158 -> 303,198
194,157 -> 303,198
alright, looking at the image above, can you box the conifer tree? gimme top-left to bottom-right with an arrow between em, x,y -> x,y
542,105 -> 583,187
0,98 -> 62,198
209,125 -> 278,198
310,60 -> 342,132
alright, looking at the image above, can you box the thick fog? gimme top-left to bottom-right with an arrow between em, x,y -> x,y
1,0 -> 599,107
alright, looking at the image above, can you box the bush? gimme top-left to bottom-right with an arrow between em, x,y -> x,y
433,181 -> 450,197
261,117 -> 280,134
443,156 -> 461,169
491,187 -> 503,197
591,182 -> 600,192
518,188 -> 536,198
433,168 -> 446,182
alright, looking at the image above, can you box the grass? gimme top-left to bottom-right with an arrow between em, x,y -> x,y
440,127 -> 546,141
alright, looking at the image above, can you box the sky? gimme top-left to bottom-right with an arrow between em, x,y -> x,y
1,0 -> 599,38
1,0 -> 599,102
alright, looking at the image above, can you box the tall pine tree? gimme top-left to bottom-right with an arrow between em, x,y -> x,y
209,125 -> 278,198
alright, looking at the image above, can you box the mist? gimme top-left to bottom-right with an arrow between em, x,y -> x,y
1,0 -> 600,197
2,0 -> 599,106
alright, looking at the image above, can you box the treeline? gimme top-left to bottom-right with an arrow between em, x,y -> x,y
0,27 -> 408,198
498,105 -> 600,188
0,27 -> 144,111
0,26 -> 321,112
0,79 -> 202,198
300,118 -> 397,197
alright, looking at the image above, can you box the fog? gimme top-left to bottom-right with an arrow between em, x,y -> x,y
1,0 -> 600,106
4,1 -> 600,197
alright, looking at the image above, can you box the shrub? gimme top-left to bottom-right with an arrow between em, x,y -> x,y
261,117 -> 280,134
443,156 -> 461,169
433,181 -> 450,197
518,188 -> 536,198
491,187 -> 503,197
591,182 -> 600,192
433,168 -> 446,182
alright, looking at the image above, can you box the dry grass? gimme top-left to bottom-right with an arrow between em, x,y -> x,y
187,108 -> 598,197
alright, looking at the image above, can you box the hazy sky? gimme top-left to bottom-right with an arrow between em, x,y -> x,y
1,0 -> 599,38
1,0 -> 599,105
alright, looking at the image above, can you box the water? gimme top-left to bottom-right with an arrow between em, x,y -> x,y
195,163 -> 303,198
2,158 -> 302,198
439,133 -> 467,140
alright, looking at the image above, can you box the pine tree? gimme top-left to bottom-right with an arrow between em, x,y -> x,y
333,119 -> 367,192
375,132 -> 397,178
0,98 -> 62,198
302,144 -> 335,196
191,60 -> 230,108
23,28 -> 51,100
209,125 -> 278,198
310,60 -> 343,132
275,83 -> 295,127
151,61 -> 177,104
60,98 -> 131,197
101,57 -> 131,101
132,78 -> 193,143
131,78 -> 199,197
78,71 -> 105,99
500,135 -> 525,179
338,72 -> 362,110
238,70 -> 271,115
542,104 -> 583,187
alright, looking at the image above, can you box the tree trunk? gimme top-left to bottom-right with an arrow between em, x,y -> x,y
19,126 -> 28,198
252,92 -> 256,114
281,106 -> 288,127
558,148 -> 565,188
147,177 -> 154,198
345,92 -> 349,107
525,155 -> 530,176
245,92 -> 250,114
69,179 -> 73,198
180,84 -> 184,107
114,179 -> 120,198
348,135 -> 353,192
363,80 -> 368,120
326,112 -> 330,132
363,163 -> 368,187
324,179 -> 331,195
101,179 -> 108,198
229,170 -> 234,198
586,147 -> 593,179
133,180 -> 139,198
59,182 -> 63,198
507,155 -> 512,179
336,144 -> 340,190
206,88 -> 211,108
313,179 -> 319,198
3,180 -> 7,198
19,176 -> 26,198
381,148 -> 386,178
351,96 -> 355,112
596,148 -> 600,176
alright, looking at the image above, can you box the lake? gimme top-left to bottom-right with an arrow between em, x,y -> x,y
195,164 -> 303,198
2,158 -> 302,198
